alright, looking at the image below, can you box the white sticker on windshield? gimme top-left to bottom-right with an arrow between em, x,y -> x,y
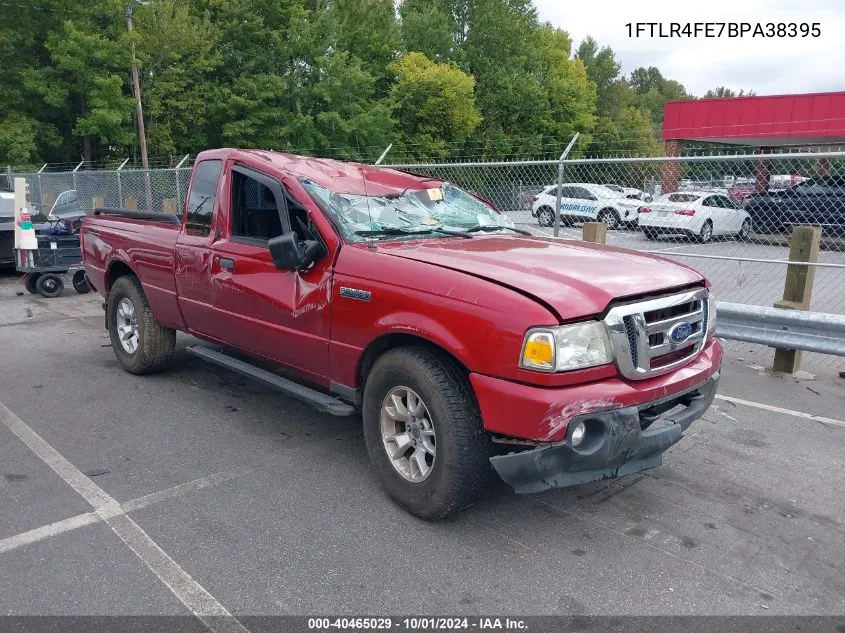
426,188 -> 443,201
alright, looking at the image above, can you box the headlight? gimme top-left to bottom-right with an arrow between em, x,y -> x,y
520,322 -> 613,372
707,293 -> 717,338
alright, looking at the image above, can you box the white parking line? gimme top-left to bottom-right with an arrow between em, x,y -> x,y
0,400 -> 250,633
0,467 -> 252,556
715,394 -> 845,429
0,511 -> 101,555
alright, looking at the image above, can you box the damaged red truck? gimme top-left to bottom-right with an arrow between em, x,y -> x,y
81,149 -> 722,519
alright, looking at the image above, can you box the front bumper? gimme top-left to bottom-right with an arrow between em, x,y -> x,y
490,372 -> 719,493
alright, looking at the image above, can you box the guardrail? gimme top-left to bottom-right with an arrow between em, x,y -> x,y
716,302 -> 845,357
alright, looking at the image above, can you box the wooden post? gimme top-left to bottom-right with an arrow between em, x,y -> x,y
162,198 -> 178,215
772,226 -> 821,373
92,196 -> 105,211
123,196 -> 138,210
582,222 -> 607,244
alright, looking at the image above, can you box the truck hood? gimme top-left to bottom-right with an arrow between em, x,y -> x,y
380,236 -> 703,320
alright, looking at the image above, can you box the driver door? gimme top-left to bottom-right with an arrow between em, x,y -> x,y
209,163 -> 332,385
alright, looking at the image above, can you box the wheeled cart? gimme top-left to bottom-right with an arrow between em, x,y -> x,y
15,232 -> 89,298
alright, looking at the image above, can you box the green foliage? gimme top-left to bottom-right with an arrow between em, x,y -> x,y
389,52 -> 481,160
0,1 -> 694,167
703,86 -> 756,98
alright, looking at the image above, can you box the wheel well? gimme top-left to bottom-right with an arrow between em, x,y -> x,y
105,261 -> 135,290
358,333 -> 468,390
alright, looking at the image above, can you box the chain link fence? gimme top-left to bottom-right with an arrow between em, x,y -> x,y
2,165 -> 193,218
4,150 -> 843,367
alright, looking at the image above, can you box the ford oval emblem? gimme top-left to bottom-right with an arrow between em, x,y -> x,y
669,321 -> 693,344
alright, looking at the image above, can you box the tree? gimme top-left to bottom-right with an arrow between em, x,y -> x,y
134,0 -> 221,157
323,0 -> 400,88
576,36 -> 626,118
629,66 -> 691,127
399,0 -> 461,63
703,86 -> 756,98
389,52 -> 481,160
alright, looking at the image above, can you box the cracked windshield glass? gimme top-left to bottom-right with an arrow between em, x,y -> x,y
300,179 -> 515,242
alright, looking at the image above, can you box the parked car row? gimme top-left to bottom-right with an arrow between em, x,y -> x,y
530,176 -> 845,241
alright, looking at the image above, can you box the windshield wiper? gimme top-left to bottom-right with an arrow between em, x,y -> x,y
465,225 -> 531,236
354,227 -> 472,239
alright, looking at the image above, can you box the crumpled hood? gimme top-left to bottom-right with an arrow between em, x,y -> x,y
380,236 -> 703,320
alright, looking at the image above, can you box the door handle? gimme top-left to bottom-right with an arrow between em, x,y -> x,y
215,256 -> 235,271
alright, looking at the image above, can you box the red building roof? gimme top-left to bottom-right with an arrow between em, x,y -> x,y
662,91 -> 845,146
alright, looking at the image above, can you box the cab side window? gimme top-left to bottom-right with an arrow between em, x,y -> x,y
186,160 -> 222,237
230,170 -> 283,243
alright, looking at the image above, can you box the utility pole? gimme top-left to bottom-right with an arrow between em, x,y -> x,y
126,1 -> 148,172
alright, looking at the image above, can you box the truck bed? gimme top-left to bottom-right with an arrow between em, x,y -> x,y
81,211 -> 185,330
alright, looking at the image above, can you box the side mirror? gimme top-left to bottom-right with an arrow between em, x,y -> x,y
268,233 -> 321,271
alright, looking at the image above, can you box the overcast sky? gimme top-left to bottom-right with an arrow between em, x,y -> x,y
533,0 -> 845,97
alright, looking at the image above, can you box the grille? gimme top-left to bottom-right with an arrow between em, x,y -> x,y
623,316 -> 639,368
604,288 -> 709,380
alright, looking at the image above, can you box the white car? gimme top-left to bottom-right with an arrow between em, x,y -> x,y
531,183 -> 644,229
603,183 -> 653,202
638,191 -> 752,243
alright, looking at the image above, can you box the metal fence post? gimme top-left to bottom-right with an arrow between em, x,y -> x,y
174,155 -> 189,212
116,157 -> 129,207
772,225 -> 821,373
374,144 -> 393,165
553,133 -> 579,237
36,163 -> 46,210
72,160 -> 84,193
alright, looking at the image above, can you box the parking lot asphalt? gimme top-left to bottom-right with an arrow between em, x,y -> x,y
1,271 -> 844,623
511,210 -> 845,316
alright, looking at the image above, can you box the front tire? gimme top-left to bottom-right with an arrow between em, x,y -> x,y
107,275 -> 175,375
537,206 -> 554,227
362,347 -> 491,520
598,208 -> 621,230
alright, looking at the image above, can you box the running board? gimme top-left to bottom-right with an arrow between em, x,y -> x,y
186,345 -> 355,417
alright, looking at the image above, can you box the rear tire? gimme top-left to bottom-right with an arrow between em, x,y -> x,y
537,206 -> 554,227
598,208 -> 621,230
362,346 -> 491,520
698,220 -> 713,244
107,275 -> 175,375
36,273 -> 64,298
24,273 -> 40,295
738,218 -> 751,241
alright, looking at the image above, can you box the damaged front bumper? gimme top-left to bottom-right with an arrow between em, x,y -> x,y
489,373 -> 719,494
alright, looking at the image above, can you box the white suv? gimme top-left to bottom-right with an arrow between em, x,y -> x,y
531,183 -> 643,229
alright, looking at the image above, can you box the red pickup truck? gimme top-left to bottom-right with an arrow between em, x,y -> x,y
81,149 -> 722,519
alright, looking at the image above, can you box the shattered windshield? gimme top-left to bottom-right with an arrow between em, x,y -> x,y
299,179 -> 516,242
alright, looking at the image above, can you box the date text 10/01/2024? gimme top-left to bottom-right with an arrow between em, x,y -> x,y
625,22 -> 821,38
307,618 -> 528,630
